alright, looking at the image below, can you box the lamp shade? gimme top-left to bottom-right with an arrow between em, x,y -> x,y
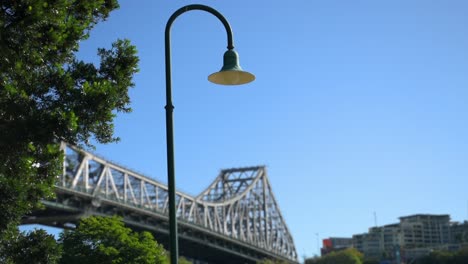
208,50 -> 255,85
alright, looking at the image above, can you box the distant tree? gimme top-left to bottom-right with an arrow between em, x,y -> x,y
256,259 -> 289,264
0,0 -> 139,235
415,250 -> 451,264
305,248 -> 363,264
179,256 -> 193,264
453,246 -> 468,264
0,229 -> 62,264
304,256 -> 320,264
414,247 -> 468,264
362,259 -> 379,264
59,216 -> 167,264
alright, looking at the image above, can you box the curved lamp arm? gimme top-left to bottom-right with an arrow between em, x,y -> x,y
165,4 -> 235,112
165,4 -> 234,51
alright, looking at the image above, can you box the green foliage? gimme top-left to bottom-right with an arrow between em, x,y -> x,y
0,228 -> 62,264
362,259 -> 379,264
305,248 -> 363,264
179,256 -> 193,264
257,259 -> 289,264
0,144 -> 62,231
415,247 -> 468,264
0,0 -> 139,234
59,216 -> 167,264
304,256 -> 320,264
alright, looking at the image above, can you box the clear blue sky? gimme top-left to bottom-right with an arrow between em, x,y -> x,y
23,0 -> 468,261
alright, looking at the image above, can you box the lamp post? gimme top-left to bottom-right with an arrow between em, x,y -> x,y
164,4 -> 255,263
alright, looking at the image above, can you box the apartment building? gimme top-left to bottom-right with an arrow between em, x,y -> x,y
352,214 -> 451,260
399,214 -> 450,248
321,214 -> 465,261
450,220 -> 468,244
351,224 -> 400,259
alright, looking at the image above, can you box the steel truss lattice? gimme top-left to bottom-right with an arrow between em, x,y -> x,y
59,143 -> 298,261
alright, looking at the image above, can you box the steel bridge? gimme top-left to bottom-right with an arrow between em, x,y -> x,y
24,143 -> 298,263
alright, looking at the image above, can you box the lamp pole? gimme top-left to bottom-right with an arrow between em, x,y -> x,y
164,5 -> 254,263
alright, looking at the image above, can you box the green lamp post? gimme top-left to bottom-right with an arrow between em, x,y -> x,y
164,4 -> 254,263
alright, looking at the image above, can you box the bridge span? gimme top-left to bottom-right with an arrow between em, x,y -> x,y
24,143 -> 298,263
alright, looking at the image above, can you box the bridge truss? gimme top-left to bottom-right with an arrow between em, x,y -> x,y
26,143 -> 298,263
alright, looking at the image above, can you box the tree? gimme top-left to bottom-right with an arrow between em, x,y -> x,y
0,0 -> 139,234
362,259 -> 379,264
59,216 -> 167,264
453,247 -> 468,264
415,247 -> 468,264
305,248 -> 364,264
304,256 -> 320,264
0,229 -> 62,264
178,257 -> 193,264
256,259 -> 289,264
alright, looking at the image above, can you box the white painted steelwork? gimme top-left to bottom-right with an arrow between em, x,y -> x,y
59,143 -> 297,261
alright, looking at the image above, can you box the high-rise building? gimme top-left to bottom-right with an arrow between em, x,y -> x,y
321,214 -> 465,262
381,224 -> 400,250
350,214 -> 452,260
352,224 -> 400,259
399,214 -> 450,248
450,220 -> 468,244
